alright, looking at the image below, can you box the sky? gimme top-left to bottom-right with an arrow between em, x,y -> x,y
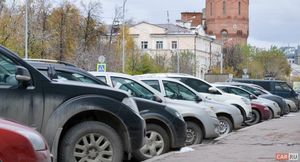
100,0 -> 300,49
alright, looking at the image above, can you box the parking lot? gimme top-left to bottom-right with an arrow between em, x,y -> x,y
145,112 -> 300,162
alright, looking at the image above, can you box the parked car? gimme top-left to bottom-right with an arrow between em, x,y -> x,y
249,103 -> 271,125
91,72 -> 221,145
0,46 -> 146,162
233,79 -> 300,110
213,84 -> 281,119
223,82 -> 290,115
0,118 -> 51,162
28,60 -> 187,160
136,73 -> 252,122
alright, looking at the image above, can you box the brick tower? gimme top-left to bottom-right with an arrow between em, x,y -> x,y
205,0 -> 249,45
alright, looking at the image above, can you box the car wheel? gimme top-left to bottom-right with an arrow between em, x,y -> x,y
217,116 -> 233,135
246,109 -> 261,126
59,121 -> 123,162
133,124 -> 170,161
185,121 -> 203,146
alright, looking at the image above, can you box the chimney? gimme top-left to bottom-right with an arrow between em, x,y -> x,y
181,12 -> 203,27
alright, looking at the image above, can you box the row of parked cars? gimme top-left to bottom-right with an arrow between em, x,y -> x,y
0,45 -> 299,162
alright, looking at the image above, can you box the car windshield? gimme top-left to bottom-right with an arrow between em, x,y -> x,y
173,77 -> 211,93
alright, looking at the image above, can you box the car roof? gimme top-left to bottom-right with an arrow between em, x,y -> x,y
233,78 -> 286,83
89,72 -> 133,78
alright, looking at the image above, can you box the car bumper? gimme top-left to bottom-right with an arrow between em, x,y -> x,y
232,114 -> 244,129
203,117 -> 220,139
170,118 -> 187,148
36,150 -> 52,162
261,108 -> 271,120
286,98 -> 299,112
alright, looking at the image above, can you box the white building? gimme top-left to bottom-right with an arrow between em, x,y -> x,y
129,22 -> 222,79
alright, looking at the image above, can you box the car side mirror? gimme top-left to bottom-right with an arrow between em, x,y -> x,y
208,87 -> 219,94
253,90 -> 262,96
195,96 -> 203,103
16,66 -> 31,83
152,95 -> 163,103
249,94 -> 257,100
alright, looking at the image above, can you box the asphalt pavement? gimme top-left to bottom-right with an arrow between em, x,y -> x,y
145,112 -> 300,162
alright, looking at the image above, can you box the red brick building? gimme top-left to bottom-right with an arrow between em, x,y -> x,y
205,0 -> 249,45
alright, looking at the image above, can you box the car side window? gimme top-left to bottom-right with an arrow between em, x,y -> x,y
56,71 -> 98,84
217,86 -> 229,93
96,76 -> 107,84
176,78 -> 211,93
163,81 -> 197,101
0,54 -> 18,87
142,80 -> 161,92
229,87 -> 250,99
111,77 -> 154,100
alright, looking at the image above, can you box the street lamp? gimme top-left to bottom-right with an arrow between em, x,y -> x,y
25,0 -> 28,59
122,0 -> 127,73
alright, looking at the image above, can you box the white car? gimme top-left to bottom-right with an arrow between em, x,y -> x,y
136,73 -> 253,122
90,72 -> 220,145
213,84 -> 281,119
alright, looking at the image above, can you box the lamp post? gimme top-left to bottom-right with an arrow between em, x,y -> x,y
122,0 -> 127,73
25,0 -> 28,59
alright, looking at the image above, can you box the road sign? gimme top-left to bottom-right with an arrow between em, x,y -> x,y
97,64 -> 106,72
98,55 -> 106,63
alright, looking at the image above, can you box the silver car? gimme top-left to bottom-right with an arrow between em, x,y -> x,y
90,72 -> 220,145
135,76 -> 244,135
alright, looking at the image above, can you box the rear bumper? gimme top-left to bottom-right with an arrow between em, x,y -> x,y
203,117 -> 220,139
36,150 -> 52,162
233,114 -> 244,129
261,108 -> 271,120
170,118 -> 187,148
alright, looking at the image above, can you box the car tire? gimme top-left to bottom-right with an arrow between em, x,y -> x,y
59,121 -> 123,162
185,121 -> 203,146
133,124 -> 170,161
217,116 -> 233,135
246,109 -> 261,126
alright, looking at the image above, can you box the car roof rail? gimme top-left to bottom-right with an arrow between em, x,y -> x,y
24,59 -> 76,67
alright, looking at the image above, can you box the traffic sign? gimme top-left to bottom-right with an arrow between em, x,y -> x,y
97,64 -> 106,72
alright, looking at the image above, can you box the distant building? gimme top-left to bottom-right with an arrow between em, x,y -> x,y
280,46 -> 298,64
204,0 -> 249,45
129,22 -> 222,78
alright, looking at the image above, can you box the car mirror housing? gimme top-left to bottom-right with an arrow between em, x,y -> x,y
253,90 -> 262,96
15,66 -> 31,82
249,94 -> 257,100
152,95 -> 163,103
208,87 -> 219,94
195,96 -> 203,103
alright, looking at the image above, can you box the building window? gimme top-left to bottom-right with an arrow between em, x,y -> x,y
210,2 -> 213,16
156,41 -> 163,49
171,41 -> 177,49
223,1 -> 226,15
238,1 -> 241,15
221,30 -> 228,40
141,41 -> 148,49
237,30 -> 243,36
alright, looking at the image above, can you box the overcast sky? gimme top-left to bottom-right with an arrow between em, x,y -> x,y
100,0 -> 300,48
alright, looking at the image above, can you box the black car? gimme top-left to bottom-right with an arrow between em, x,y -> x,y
28,59 -> 187,161
0,46 -> 146,162
233,79 -> 300,109
223,82 -> 289,115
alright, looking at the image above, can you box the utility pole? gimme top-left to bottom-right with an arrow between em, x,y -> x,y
25,0 -> 28,59
122,0 -> 127,73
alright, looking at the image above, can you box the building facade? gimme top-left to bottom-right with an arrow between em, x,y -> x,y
129,22 -> 222,78
205,0 -> 249,45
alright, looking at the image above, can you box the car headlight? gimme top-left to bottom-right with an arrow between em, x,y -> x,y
122,97 -> 139,114
17,130 -> 46,151
166,107 -> 184,121
241,97 -> 251,105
